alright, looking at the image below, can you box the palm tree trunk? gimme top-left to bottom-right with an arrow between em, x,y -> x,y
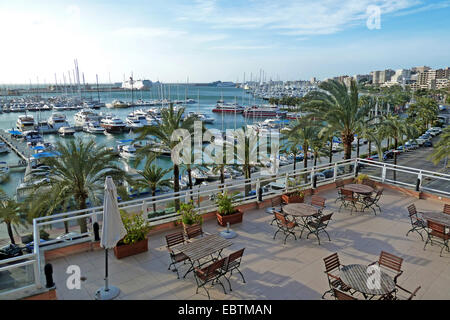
342,133 -> 353,160
303,144 -> 308,183
329,137 -> 333,164
220,165 -> 225,186
368,140 -> 372,156
77,196 -> 88,234
173,164 -> 180,211
356,138 -> 360,158
393,138 -> 398,182
314,152 -> 318,166
152,188 -> 156,212
187,165 -> 193,190
6,222 -> 15,244
244,165 -> 251,196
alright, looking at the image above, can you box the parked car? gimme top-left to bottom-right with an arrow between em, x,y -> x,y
321,167 -> 345,179
423,141 -> 433,147
405,140 -> 418,150
56,232 -> 85,242
0,244 -> 24,260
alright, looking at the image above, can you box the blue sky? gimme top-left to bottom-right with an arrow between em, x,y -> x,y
1,0 -> 450,83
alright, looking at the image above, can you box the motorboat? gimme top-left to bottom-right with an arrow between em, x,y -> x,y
183,112 -> 215,124
58,126 -> 75,136
16,115 -> 36,132
191,168 -> 208,182
106,100 -> 128,108
0,142 -> 9,154
35,120 -> 56,134
74,109 -> 103,126
100,115 -> 127,133
48,112 -> 70,130
83,121 -> 105,134
243,105 -> 287,118
212,103 -> 244,114
22,130 -> 44,144
0,162 -> 10,183
126,111 -> 147,128
118,144 -> 137,160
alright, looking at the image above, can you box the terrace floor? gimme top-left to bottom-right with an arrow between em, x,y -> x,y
49,187 -> 450,300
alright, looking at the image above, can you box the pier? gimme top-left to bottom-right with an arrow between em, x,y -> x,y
0,129 -> 32,162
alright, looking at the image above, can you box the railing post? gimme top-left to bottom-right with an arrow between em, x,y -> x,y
416,172 -> 422,192
32,220 -> 42,288
256,178 -> 261,202
311,167 -> 315,188
333,162 -> 338,182
285,172 -> 289,193
353,159 -> 358,177
382,164 -> 386,182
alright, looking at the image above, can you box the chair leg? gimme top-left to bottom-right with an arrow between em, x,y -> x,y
224,275 -> 232,291
273,229 -> 280,240
236,268 -> 246,283
323,230 -> 331,242
423,235 -> 430,251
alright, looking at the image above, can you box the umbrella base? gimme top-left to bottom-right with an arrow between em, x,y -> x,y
94,286 -> 120,300
220,230 -> 237,239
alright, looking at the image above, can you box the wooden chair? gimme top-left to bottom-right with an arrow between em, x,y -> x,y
423,220 -> 450,257
268,197 -> 284,225
185,224 -> 204,240
310,195 -> 326,215
338,189 -> 358,213
362,179 -> 377,190
306,213 -> 333,245
362,187 -> 383,215
194,257 -> 228,299
406,204 -> 426,241
380,285 -> 421,300
322,253 -> 352,299
443,204 -> 450,215
221,248 -> 246,291
334,180 -> 345,203
333,288 -> 357,300
369,251 -> 403,284
165,232 -> 189,279
273,212 -> 297,244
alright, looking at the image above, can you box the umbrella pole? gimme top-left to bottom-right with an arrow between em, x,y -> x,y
105,248 -> 109,291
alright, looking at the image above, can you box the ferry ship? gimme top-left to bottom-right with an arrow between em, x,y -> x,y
212,103 -> 245,114
243,105 -> 287,118
121,79 -> 152,90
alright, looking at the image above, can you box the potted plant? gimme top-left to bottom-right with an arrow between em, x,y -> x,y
114,210 -> 151,259
215,191 -> 244,226
178,201 -> 202,233
282,186 -> 305,204
355,174 -> 370,184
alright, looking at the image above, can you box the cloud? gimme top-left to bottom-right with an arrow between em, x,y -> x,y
114,27 -> 187,38
209,45 -> 271,50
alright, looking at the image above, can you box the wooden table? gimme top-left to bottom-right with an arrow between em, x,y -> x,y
421,211 -> 450,227
343,184 -> 374,195
173,234 -> 233,278
283,203 -> 319,238
340,264 -> 396,298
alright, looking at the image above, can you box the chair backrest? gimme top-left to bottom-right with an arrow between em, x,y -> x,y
275,211 -> 288,226
201,257 -> 226,278
311,195 -> 326,208
319,213 -> 333,225
407,204 -> 417,217
333,288 -> 357,300
378,251 -> 403,273
443,204 -> 450,215
428,220 -> 446,235
271,197 -> 283,209
225,248 -> 245,270
323,253 -> 341,273
341,189 -> 354,200
375,187 -> 384,199
407,286 -> 421,300
335,179 -> 344,188
165,232 -> 185,248
185,224 -> 203,239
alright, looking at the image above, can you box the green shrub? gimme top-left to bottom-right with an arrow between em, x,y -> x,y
119,210 -> 151,245
216,192 -> 236,216
178,201 -> 202,225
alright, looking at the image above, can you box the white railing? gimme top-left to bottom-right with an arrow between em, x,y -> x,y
2,157 -> 449,297
0,253 -> 40,297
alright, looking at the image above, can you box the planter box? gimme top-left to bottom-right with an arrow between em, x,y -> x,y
114,238 -> 148,259
216,209 -> 244,227
282,194 -> 304,204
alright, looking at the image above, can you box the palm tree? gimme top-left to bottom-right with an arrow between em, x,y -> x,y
309,135 -> 328,167
33,138 -> 128,234
302,79 -> 371,160
364,124 -> 386,162
135,103 -> 196,211
134,157 -> 172,212
380,115 -> 417,180
0,191 -> 26,244
281,128 -> 303,172
318,125 -> 339,164
429,126 -> 450,167
289,119 -> 321,170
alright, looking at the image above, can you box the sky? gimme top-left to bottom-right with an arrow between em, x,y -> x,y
0,0 -> 450,84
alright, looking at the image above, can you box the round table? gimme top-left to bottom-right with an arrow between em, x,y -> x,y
343,184 -> 374,195
340,264 -> 396,297
421,211 -> 450,227
282,203 -> 319,217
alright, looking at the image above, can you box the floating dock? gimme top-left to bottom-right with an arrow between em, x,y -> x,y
0,129 -> 32,162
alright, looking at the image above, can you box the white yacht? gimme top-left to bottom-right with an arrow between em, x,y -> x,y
74,109 -> 103,126
48,113 -> 70,130
118,144 -> 137,160
106,100 -> 128,109
183,112 -> 215,124
126,110 -> 148,128
16,115 -> 36,132
35,120 -> 56,134
0,142 -> 9,154
0,162 -> 10,183
100,115 -> 127,133
191,168 -> 208,182
58,126 -> 75,136
83,121 -> 105,134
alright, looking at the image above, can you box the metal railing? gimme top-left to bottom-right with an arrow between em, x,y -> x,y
2,157 -> 449,298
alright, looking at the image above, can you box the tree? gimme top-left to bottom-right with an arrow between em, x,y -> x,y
429,126 -> 450,167
380,115 -> 417,180
302,79 -> 371,160
32,138 -> 128,233
134,156 -> 172,213
135,103 -> 196,211
0,191 -> 26,244
281,128 -> 303,173
408,97 -> 439,130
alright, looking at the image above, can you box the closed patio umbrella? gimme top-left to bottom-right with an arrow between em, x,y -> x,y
95,176 -> 127,300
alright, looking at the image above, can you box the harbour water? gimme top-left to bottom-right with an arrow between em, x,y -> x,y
0,85 -> 265,197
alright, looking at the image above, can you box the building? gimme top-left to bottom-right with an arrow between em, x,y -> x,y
353,74 -> 372,83
414,68 -> 450,90
412,66 -> 431,74
370,69 -> 395,85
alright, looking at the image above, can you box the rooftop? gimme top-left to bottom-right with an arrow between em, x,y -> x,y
48,186 -> 450,300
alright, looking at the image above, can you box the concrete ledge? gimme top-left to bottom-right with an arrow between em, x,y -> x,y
22,288 -> 57,300
45,241 -> 101,261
